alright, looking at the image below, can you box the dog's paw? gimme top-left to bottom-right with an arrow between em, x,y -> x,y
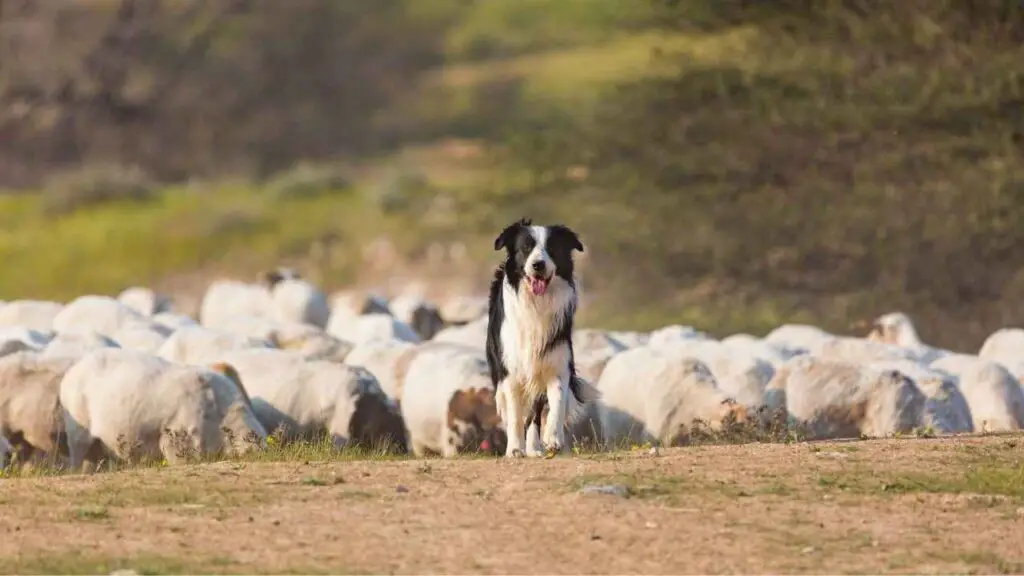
507,448 -> 525,459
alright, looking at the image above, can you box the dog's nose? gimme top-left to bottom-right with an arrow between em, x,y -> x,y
531,261 -> 546,273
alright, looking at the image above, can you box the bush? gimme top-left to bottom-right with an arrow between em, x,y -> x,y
43,165 -> 157,215
366,165 -> 437,214
487,0 -> 1024,350
264,163 -> 353,200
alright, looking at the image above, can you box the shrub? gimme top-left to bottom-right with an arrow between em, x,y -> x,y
366,165 -> 436,214
43,164 -> 157,215
263,162 -> 352,200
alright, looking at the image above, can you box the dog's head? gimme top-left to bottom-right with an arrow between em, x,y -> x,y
493,218 -> 584,297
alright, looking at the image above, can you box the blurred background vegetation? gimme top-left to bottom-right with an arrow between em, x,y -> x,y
2,0 -> 1024,350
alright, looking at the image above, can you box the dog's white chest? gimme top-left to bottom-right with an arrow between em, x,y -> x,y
500,280 -> 572,393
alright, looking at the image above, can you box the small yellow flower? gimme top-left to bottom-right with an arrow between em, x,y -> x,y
267,436 -> 278,446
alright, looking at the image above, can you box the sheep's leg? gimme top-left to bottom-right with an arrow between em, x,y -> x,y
64,416 -> 94,473
541,376 -> 569,455
410,438 -> 429,458
440,425 -> 460,458
501,380 -> 526,458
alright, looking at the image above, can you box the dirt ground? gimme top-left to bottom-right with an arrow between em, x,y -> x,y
1,436 -> 1022,574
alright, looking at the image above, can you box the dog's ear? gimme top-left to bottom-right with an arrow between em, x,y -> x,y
493,218 -> 532,251
549,225 -> 584,253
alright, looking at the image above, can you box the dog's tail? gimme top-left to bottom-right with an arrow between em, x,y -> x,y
567,375 -> 600,424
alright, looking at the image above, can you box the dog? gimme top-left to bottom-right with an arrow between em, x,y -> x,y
485,218 -> 598,458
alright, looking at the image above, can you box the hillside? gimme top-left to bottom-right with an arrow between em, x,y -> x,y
2,1 -> 1024,349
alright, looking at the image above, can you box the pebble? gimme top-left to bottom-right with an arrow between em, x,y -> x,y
396,485 -> 410,494
579,483 -> 631,497
801,546 -> 816,555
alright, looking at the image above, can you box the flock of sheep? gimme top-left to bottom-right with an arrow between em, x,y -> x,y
1,266 -> 1023,472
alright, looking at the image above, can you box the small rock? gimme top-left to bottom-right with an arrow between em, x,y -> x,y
272,520 -> 280,526
396,485 -> 410,494
109,571 -> 139,576
645,521 -> 658,529
589,532 -> 601,541
871,540 -> 879,548
801,546 -> 816,555
579,483 -> 631,497
1016,507 -> 1024,518
647,446 -> 660,457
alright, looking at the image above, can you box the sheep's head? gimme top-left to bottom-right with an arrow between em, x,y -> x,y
348,392 -> 408,455
865,312 -> 916,346
447,387 -> 506,455
209,362 -> 265,454
260,267 -> 301,289
712,398 -> 749,431
410,305 -> 446,341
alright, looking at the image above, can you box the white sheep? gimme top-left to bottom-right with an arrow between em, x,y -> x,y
0,352 -> 79,465
110,325 -> 169,353
0,434 -> 9,469
342,338 -> 418,402
329,289 -> 392,319
151,312 -> 198,332
977,328 -> 1024,378
0,327 -> 50,359
864,312 -> 949,364
597,347 -> 749,448
199,279 -> 273,329
930,354 -> 1024,433
606,331 -> 649,349
156,325 -> 273,365
40,331 -> 120,359
769,357 -> 925,440
388,294 -> 446,341
117,286 -> 173,317
0,327 -> 52,349
214,316 -> 353,362
763,323 -> 834,355
720,333 -> 804,368
870,358 -> 973,434
211,348 -> 407,451
52,295 -> 166,338
645,324 -> 711,349
59,349 -> 267,470
665,340 -> 775,409
431,316 -> 487,350
567,330 -> 628,446
439,295 -> 488,326
326,312 -> 420,346
814,336 -> 926,364
264,269 -> 331,329
399,343 -> 505,457
0,300 -> 64,333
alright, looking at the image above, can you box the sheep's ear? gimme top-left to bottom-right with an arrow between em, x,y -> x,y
493,218 -> 531,251
262,269 -> 285,288
550,224 -> 584,253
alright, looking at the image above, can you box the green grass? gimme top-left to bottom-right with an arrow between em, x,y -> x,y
816,463 -> 1024,499
0,182 -> 410,300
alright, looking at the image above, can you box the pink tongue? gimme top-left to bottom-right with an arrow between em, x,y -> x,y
530,278 -> 548,295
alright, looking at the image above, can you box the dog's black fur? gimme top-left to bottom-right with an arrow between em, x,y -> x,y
485,218 -> 586,434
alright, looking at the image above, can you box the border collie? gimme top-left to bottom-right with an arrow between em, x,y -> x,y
485,218 -> 598,458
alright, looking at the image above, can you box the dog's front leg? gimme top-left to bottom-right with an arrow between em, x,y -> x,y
501,381 -> 526,458
542,375 -> 569,454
